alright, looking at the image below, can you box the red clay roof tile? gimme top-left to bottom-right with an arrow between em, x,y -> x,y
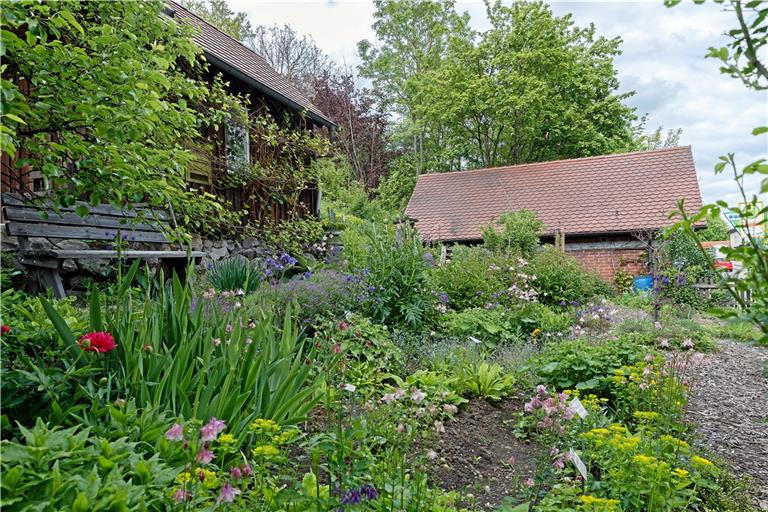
405,147 -> 704,242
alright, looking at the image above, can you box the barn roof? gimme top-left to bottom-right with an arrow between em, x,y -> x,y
405,147 -> 704,242
167,2 -> 335,128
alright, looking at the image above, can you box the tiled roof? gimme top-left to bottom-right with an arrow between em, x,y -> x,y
405,147 -> 704,242
167,2 -> 334,128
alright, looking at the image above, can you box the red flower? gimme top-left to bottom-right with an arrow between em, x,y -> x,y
78,331 -> 117,353
1,325 -> 10,335
338,321 -> 349,331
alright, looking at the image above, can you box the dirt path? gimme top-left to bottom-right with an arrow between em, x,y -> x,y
686,339 -> 768,510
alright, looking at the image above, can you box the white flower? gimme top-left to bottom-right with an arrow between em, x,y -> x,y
434,421 -> 445,434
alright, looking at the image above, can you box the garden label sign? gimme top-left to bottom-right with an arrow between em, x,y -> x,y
570,397 -> 588,419
568,449 -> 588,482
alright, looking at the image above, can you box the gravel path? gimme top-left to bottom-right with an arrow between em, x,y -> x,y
686,339 -> 768,509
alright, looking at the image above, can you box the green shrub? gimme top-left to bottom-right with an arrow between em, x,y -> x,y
482,210 -> 543,256
262,215 -> 325,256
710,320 -> 762,343
1,419 -> 176,511
427,246 -> 537,311
614,269 -> 634,293
206,256 -> 262,293
356,223 -> 431,330
531,245 -> 612,306
534,337 -> 647,395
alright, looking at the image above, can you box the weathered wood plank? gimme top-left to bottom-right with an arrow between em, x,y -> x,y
47,250 -> 203,259
7,223 -> 170,243
1,193 -> 168,220
3,207 -> 167,232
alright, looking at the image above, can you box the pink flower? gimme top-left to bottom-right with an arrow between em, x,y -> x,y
442,404 -> 458,414
410,389 -> 427,403
173,487 -> 193,503
231,466 -> 242,480
660,339 -> 670,348
165,423 -> 184,441
434,421 -> 445,434
78,331 -> 117,353
396,423 -> 405,433
217,483 -> 241,503
212,337 -> 221,347
535,385 -> 548,395
200,417 -> 227,442
241,464 -> 252,477
552,458 -> 565,470
523,478 -> 535,487
682,339 -> 695,349
196,447 -> 215,464
381,393 -> 395,404
394,388 -> 406,400
644,353 -> 655,362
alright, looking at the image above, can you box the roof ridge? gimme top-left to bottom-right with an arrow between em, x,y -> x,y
167,1 -> 332,125
417,146 -> 693,178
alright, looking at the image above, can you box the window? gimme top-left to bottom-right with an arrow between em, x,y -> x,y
225,113 -> 250,174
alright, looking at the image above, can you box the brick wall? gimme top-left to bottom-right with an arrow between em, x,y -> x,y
568,248 -> 647,282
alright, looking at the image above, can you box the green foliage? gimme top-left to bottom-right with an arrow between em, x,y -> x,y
456,361 -> 515,401
0,0 -> 238,235
1,419 -> 176,511
533,337 -> 647,395
531,246 -> 612,306
261,215 -> 326,257
710,320 -> 762,343
206,256 -> 262,293
613,317 -> 716,352
614,269 -> 634,294
427,246 -> 537,311
39,272 -> 317,438
357,223 -> 432,329
482,210 -> 543,257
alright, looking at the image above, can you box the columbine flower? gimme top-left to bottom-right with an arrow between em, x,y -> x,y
201,417 -> 227,442
442,404 -> 458,414
241,464 -> 252,477
396,423 -> 405,433
410,389 -> 427,403
230,466 -> 242,480
173,487 -> 193,503
212,337 -> 221,347
682,339 -> 695,350
360,484 -> 378,500
552,458 -> 565,470
165,423 -> 184,441
217,483 -> 241,503
196,447 -> 215,464
523,478 -> 535,487
78,331 -> 117,353
381,393 -> 395,404
1,325 -> 10,335
341,489 -> 362,505
393,388 -> 406,400
434,421 -> 445,434
660,339 -> 670,348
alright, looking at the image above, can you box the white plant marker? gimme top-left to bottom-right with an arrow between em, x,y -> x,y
570,397 -> 588,419
568,448 -> 588,482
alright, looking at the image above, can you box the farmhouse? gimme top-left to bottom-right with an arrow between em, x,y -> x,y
405,146 -> 704,281
1,1 -> 336,229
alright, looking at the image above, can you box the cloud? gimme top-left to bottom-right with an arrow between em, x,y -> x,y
228,0 -> 767,205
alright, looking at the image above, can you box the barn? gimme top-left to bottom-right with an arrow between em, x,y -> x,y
405,146 -> 704,281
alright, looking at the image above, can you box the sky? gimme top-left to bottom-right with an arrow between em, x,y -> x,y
228,0 -> 767,205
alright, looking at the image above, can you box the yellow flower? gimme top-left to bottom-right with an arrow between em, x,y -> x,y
252,444 -> 280,459
691,456 -> 715,470
579,495 -> 620,507
272,429 -> 298,445
632,454 -> 658,466
174,471 -> 193,485
632,411 -> 660,422
673,468 -> 690,478
249,418 -> 281,435
531,328 -> 542,337
200,469 -> 218,489
660,435 -> 690,451
219,433 -> 236,444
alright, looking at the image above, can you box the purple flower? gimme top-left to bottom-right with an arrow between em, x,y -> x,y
217,483 -> 241,503
360,484 -> 378,500
341,489 -> 362,505
165,423 -> 184,441
200,417 -> 227,442
230,466 -> 242,480
280,253 -> 297,267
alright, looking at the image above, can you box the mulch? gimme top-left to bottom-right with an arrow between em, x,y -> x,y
427,398 -> 539,510
685,339 -> 768,510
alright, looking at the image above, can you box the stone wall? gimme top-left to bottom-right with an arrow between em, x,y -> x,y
0,231 -> 272,290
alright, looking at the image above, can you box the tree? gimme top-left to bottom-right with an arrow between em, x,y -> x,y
248,24 -> 334,97
667,0 -> 768,339
311,71 -> 391,189
636,126 -> 683,151
181,0 -> 255,41
0,0 -> 240,235
358,0 -> 472,174
414,1 -> 639,170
